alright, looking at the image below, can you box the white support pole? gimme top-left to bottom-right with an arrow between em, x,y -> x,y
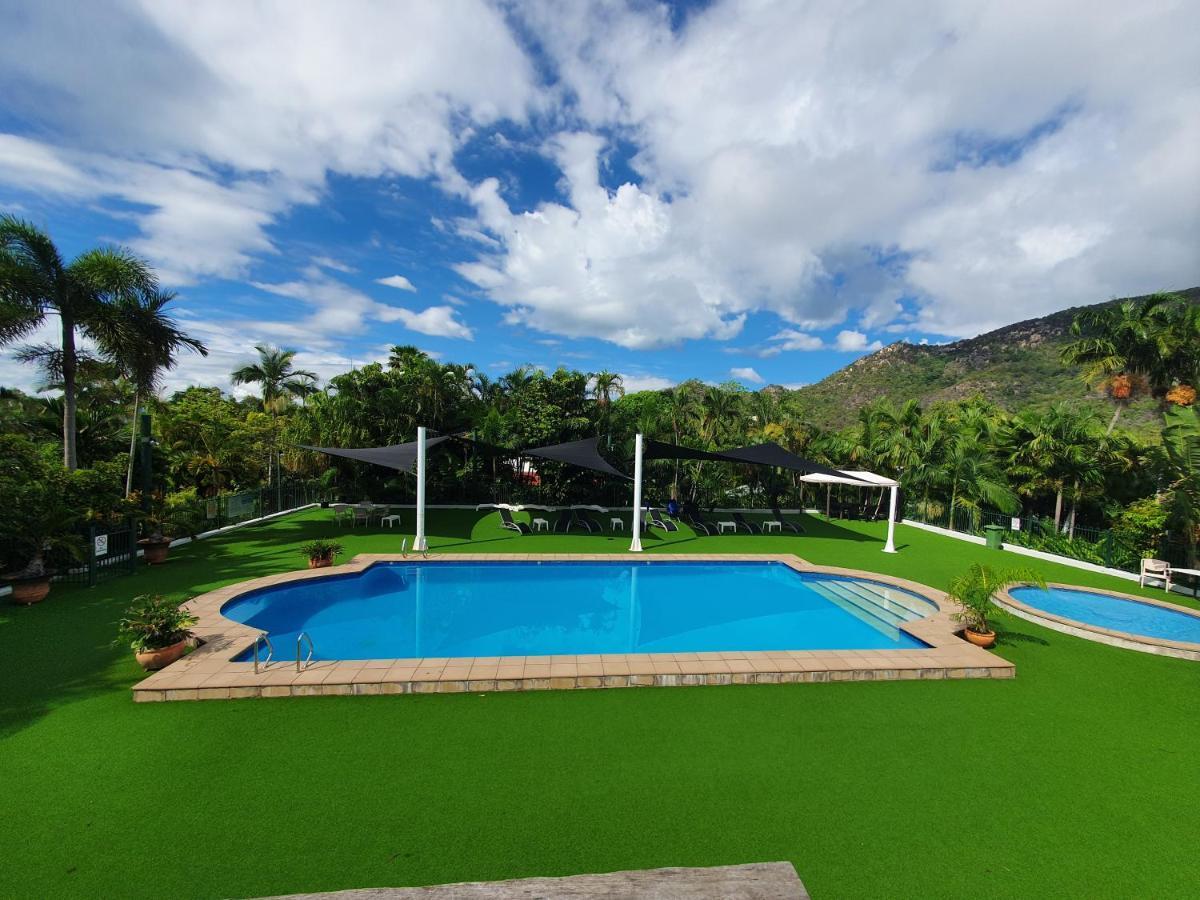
882,483 -> 898,553
414,425 -> 428,552
629,433 -> 644,552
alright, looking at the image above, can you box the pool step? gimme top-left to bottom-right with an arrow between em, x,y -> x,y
806,581 -> 903,640
829,579 -> 936,622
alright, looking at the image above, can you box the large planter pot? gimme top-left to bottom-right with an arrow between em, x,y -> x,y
308,555 -> 334,569
139,539 -> 171,565
965,628 -> 997,649
8,576 -> 52,605
135,638 -> 188,671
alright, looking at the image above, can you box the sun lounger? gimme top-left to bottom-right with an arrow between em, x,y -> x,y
648,510 -> 678,532
498,508 -> 531,534
733,512 -> 761,535
770,507 -> 804,534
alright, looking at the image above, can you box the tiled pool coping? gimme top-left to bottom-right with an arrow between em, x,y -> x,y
132,554 -> 1014,702
997,582 -> 1200,661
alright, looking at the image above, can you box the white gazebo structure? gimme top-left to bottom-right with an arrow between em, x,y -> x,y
799,469 -> 901,553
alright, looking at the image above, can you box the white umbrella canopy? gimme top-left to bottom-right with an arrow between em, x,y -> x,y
476,502 -> 558,512
798,470 -> 898,487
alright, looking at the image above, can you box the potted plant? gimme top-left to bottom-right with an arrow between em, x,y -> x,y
137,502 -> 174,565
947,563 -> 1045,648
116,594 -> 198,670
0,438 -> 83,604
300,539 -> 343,568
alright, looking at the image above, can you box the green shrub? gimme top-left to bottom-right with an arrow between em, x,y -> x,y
300,539 -> 343,561
116,595 -> 197,652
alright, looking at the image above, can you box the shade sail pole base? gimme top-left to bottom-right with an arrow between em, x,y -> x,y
882,484 -> 898,553
414,426 -> 428,552
629,433 -> 644,552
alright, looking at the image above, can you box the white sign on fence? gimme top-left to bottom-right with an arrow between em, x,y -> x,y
1011,517 -> 1021,531
94,534 -> 108,557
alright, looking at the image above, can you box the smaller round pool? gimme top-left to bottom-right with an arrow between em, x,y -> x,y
1007,585 -> 1200,648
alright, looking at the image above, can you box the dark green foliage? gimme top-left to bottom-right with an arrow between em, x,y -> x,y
299,538 -> 343,561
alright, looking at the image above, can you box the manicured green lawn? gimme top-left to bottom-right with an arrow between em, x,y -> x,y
2,508 -> 1198,899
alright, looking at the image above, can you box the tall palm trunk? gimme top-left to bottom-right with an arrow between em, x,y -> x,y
1053,488 -> 1064,529
125,390 -> 140,496
61,312 -> 78,469
1105,402 -> 1124,435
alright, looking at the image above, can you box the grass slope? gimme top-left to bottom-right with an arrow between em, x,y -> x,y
2,508 -> 1198,899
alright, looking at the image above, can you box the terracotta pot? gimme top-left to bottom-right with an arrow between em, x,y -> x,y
9,576 -> 51,605
135,638 -> 187,670
140,539 -> 171,565
308,555 -> 334,569
965,628 -> 996,649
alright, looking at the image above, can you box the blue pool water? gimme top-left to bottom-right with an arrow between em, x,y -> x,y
225,562 -> 933,660
1009,586 -> 1200,644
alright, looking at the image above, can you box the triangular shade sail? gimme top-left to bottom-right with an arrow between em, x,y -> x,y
298,435 -> 450,472
523,437 -> 630,480
717,442 -> 870,482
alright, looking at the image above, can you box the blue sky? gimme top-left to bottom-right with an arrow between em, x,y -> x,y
0,0 -> 1195,396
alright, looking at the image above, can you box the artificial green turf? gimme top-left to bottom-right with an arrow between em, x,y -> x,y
2,508 -> 1198,899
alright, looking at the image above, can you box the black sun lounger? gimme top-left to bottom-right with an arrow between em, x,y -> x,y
771,507 -> 804,534
733,512 -> 761,535
498,508 -> 531,534
648,510 -> 678,532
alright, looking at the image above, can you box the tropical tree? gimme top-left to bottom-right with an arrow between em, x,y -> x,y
232,345 -> 318,487
0,215 -> 160,468
87,289 -> 208,493
1061,292 -> 1196,432
1161,403 -> 1200,567
591,370 -> 625,406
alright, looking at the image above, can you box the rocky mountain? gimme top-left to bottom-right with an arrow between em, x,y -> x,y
779,287 -> 1200,433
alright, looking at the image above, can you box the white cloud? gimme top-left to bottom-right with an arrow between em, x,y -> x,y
313,256 -> 356,273
767,329 -> 826,353
376,274 -> 417,292
730,367 -> 764,384
0,1 -> 539,282
834,330 -> 883,352
498,0 -> 1199,338
619,373 -> 675,393
250,270 -> 473,342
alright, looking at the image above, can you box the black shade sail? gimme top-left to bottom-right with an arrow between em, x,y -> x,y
523,437 -> 630,480
717,442 -> 870,482
642,438 -> 730,462
298,435 -> 450,472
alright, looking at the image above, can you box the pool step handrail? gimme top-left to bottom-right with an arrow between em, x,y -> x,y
252,633 -> 274,674
296,631 -> 315,672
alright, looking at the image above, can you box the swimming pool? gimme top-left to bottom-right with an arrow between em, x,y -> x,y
223,561 -> 934,660
1007,585 -> 1200,647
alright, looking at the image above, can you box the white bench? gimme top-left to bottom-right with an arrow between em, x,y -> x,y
610,517 -> 624,531
717,520 -> 737,534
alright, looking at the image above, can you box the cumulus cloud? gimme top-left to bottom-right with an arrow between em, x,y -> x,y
376,275 -> 417,292
767,329 -> 826,353
251,270 -> 473,341
834,330 -> 883,352
502,0 -> 1199,338
0,0 -> 538,282
730,367 -> 765,384
620,373 -> 676,393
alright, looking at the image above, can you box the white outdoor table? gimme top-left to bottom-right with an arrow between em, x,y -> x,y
1172,568 -> 1200,597
532,517 -> 549,532
382,514 -> 402,528
610,517 -> 624,531
717,521 -> 737,534
764,520 -> 782,533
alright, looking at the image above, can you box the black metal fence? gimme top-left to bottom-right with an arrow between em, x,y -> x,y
904,502 -> 1192,574
162,480 -> 329,538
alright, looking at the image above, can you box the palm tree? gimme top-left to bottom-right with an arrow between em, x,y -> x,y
0,215 -> 160,468
232,345 -> 318,488
591,370 -> 625,406
231,345 -> 318,412
90,289 -> 208,494
1061,293 -> 1194,433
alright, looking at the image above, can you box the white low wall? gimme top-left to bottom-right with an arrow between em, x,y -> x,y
903,518 -> 1144,583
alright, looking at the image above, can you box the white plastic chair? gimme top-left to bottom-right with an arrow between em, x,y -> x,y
1139,558 -> 1172,591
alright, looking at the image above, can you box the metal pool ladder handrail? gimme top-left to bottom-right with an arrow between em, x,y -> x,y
296,631 -> 315,672
252,633 -> 274,674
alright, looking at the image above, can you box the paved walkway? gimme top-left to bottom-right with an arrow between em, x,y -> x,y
255,862 -> 809,899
